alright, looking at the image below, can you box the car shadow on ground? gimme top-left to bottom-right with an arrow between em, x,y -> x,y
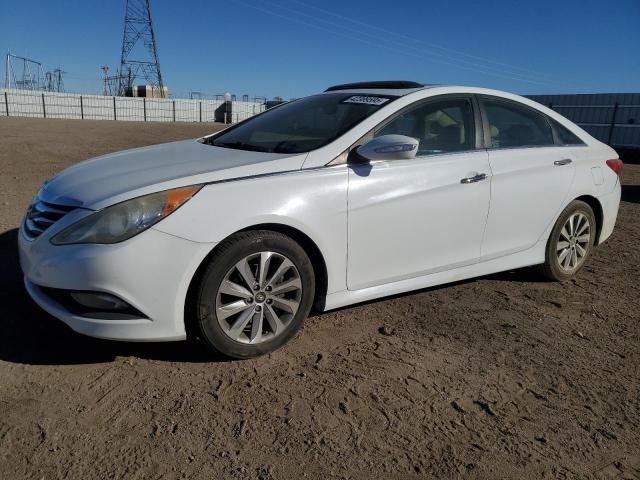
622,184 -> 640,204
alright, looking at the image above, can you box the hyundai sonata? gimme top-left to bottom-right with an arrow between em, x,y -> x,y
19,81 -> 622,358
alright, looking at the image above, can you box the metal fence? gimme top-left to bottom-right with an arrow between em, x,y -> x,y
6,88 -> 636,151
526,93 -> 640,150
0,88 -> 266,123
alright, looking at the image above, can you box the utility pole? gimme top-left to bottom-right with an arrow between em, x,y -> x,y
117,0 -> 165,97
4,53 -> 9,89
101,65 -> 110,95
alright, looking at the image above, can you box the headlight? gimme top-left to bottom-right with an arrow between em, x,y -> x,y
51,185 -> 202,245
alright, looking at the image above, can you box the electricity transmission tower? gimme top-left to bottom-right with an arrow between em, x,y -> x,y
44,69 -> 65,92
117,0 -> 165,97
4,53 -> 44,90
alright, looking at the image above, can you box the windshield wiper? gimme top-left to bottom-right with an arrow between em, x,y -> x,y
212,141 -> 269,152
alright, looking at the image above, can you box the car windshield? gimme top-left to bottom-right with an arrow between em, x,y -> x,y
208,93 -> 397,154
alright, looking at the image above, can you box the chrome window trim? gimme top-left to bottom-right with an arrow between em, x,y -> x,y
481,144 -> 589,153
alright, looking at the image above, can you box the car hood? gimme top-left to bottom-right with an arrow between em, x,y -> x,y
38,139 -> 307,209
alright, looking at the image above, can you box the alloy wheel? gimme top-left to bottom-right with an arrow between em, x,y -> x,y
215,251 -> 302,344
556,212 -> 591,272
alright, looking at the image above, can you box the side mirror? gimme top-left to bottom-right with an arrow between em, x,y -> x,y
354,134 -> 419,162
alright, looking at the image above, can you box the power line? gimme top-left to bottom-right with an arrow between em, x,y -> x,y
287,0 -> 555,80
234,0 -> 577,89
232,0 -> 558,87
263,0 -> 554,84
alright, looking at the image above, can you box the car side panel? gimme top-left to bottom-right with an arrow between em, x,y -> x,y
153,166 -> 349,295
324,227 -> 550,311
561,142 -> 621,244
156,101 -> 620,317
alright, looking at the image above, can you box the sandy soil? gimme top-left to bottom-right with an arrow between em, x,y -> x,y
0,117 -> 638,480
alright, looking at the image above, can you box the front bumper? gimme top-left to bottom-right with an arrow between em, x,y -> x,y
19,221 -> 216,341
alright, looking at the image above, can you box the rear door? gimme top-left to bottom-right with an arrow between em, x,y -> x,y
347,95 -> 491,290
479,96 -> 576,259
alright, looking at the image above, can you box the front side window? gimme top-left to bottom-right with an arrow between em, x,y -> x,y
375,98 -> 475,155
482,99 -> 554,148
208,93 -> 396,154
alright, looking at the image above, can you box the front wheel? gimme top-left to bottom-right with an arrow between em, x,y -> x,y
193,230 -> 315,359
538,200 -> 596,281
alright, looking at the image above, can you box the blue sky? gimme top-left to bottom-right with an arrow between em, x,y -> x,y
1,0 -> 638,99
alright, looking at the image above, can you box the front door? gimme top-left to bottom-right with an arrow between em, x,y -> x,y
347,96 -> 491,290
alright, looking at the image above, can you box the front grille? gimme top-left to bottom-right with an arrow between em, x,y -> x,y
24,200 -> 76,239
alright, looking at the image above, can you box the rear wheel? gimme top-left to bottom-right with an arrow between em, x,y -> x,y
194,230 -> 315,359
538,200 -> 596,281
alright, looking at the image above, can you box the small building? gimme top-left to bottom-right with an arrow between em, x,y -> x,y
126,85 -> 168,98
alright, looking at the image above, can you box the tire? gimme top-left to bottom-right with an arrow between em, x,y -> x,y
538,200 -> 596,281
193,230 -> 315,359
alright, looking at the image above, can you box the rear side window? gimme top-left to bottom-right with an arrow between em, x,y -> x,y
550,118 -> 585,145
482,99 -> 554,148
375,98 -> 475,155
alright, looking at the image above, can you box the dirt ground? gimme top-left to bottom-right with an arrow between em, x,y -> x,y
0,117 -> 638,480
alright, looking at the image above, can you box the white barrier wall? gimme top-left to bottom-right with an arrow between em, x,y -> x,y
0,89 -> 265,123
526,93 -> 640,149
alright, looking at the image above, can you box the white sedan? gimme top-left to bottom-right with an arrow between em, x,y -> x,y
19,81 -> 623,358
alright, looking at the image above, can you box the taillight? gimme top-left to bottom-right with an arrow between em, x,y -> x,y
606,158 -> 623,175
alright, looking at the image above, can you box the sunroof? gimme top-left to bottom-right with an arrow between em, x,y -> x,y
324,81 -> 424,92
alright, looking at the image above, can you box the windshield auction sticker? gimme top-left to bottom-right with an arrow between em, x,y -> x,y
342,96 -> 390,106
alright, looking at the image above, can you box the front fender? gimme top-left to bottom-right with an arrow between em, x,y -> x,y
153,167 -> 349,295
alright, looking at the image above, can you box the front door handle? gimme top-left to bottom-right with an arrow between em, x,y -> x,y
554,158 -> 572,166
460,173 -> 488,184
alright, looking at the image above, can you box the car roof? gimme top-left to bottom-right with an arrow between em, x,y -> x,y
319,84 -> 543,109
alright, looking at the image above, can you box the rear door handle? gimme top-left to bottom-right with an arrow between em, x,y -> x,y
554,158 -> 572,166
460,173 -> 488,184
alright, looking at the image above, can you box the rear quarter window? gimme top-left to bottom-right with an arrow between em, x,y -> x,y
550,118 -> 586,146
